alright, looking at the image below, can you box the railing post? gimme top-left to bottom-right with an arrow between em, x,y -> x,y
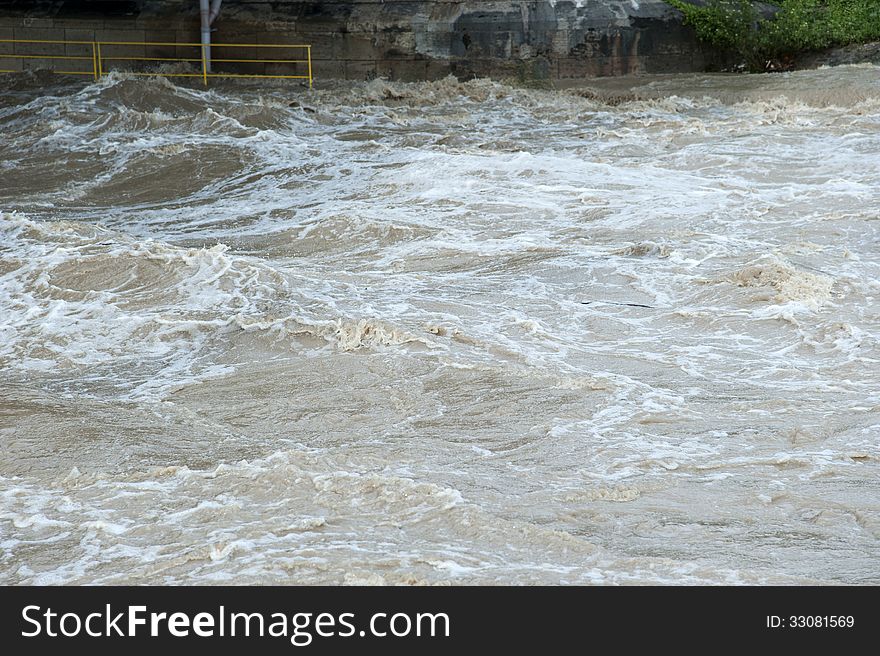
307,45 -> 312,89
96,41 -> 102,78
201,43 -> 208,86
91,41 -> 98,81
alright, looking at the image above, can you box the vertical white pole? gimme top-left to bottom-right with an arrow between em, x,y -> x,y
199,0 -> 211,74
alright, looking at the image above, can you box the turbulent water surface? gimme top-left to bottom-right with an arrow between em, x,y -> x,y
1,67 -> 879,584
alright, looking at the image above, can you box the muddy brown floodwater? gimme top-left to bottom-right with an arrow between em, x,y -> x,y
1,67 -> 878,584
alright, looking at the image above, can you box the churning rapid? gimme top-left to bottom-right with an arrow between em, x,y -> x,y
1,66 -> 879,585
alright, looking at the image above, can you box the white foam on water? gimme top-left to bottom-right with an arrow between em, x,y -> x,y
2,69 -> 879,584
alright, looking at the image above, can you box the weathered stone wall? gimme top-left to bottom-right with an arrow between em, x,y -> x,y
0,1 -> 713,81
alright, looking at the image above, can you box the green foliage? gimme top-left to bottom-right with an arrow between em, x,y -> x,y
666,0 -> 880,71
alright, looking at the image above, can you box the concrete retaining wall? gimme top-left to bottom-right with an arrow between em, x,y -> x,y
0,1 -> 714,81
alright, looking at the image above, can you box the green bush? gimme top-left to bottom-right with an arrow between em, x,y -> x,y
666,0 -> 880,71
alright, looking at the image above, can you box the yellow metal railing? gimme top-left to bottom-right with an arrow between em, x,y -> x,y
0,39 -> 312,87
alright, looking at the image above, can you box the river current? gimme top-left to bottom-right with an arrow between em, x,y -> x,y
1,66 -> 878,584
